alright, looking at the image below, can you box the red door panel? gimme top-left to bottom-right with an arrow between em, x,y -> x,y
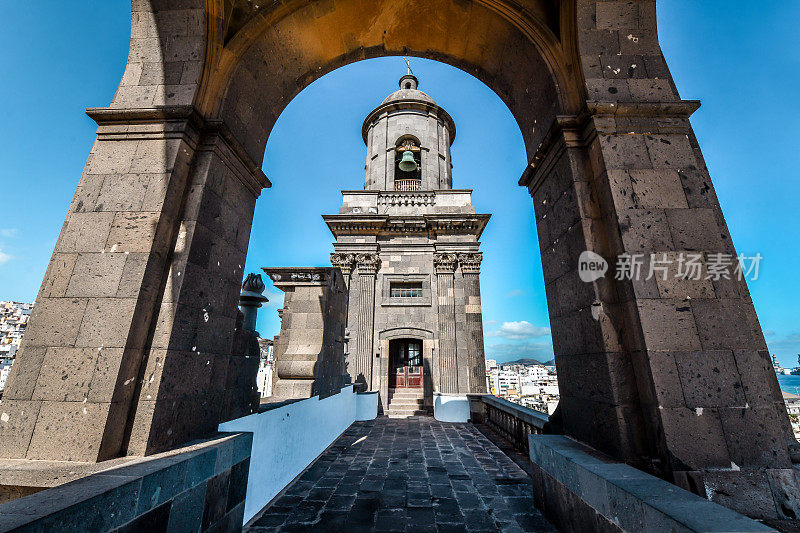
390,340 -> 424,389
406,366 -> 422,388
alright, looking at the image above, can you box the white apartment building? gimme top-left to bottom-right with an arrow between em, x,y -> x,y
523,365 -> 550,380
489,369 -> 521,396
256,339 -> 274,399
0,358 -> 13,392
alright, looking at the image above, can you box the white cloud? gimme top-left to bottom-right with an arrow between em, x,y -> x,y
769,332 -> 800,351
0,229 -> 18,238
484,319 -> 498,326
485,341 -> 553,363
504,289 -> 524,298
486,321 -> 551,340
0,249 -> 10,265
263,290 -> 284,309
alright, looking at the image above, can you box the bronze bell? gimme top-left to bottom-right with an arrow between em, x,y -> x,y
398,150 -> 418,172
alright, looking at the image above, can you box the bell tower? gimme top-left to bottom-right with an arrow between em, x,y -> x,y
323,74 -> 490,415
362,74 -> 456,191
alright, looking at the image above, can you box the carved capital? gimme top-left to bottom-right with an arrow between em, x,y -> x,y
458,252 -> 483,275
330,252 -> 355,275
355,252 -> 380,275
434,253 -> 458,274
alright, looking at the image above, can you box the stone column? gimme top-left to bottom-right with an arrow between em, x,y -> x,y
0,107 -> 269,461
434,253 -> 459,393
459,253 -> 487,393
524,102 -> 799,518
351,253 -> 379,390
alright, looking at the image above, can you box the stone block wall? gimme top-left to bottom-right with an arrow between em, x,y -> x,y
0,432 -> 252,532
265,268 -> 348,400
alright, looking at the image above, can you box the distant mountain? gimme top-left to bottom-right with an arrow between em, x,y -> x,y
499,357 -> 554,366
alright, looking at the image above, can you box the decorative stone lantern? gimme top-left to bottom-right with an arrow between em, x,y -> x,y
239,273 -> 269,332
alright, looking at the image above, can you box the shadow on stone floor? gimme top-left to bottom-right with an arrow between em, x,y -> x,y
245,418 -> 556,532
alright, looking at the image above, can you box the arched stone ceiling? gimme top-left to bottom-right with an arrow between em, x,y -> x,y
196,0 -> 585,165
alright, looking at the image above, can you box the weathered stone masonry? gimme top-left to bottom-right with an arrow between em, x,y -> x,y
0,0 -> 794,520
322,76 -> 491,413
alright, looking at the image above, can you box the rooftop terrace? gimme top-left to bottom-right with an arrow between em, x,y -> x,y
246,418 -> 555,532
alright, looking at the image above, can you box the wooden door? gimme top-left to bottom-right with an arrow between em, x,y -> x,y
390,339 -> 423,389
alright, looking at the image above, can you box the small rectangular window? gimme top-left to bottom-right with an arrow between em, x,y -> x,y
390,282 -> 423,298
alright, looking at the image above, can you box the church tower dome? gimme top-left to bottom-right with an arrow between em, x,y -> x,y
361,74 -> 456,191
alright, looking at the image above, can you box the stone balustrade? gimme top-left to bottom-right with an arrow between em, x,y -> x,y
467,394 -> 549,456
393,178 -> 422,191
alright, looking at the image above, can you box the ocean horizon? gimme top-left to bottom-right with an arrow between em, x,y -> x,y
777,374 -> 800,396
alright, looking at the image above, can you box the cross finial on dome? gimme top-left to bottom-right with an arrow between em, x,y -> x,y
399,57 -> 418,90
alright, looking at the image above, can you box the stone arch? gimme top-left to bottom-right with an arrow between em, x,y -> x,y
394,135 -> 421,148
378,327 -> 434,341
200,0 -> 582,165
1,0 -> 793,519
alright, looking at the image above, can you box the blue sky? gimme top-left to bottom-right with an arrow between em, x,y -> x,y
0,2 -> 798,365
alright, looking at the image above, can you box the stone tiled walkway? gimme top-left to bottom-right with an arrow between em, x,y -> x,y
247,418 -> 555,532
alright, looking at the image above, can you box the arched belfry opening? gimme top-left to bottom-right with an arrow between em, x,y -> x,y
0,0 -> 794,521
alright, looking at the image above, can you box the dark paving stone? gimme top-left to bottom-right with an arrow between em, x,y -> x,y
407,507 -> 436,526
375,509 -> 406,531
463,509 -> 499,531
314,510 -> 350,531
326,494 -> 357,510
245,419 -> 554,532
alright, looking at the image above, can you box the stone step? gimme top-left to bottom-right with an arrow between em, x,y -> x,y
389,398 -> 425,407
386,409 -> 427,417
388,395 -> 424,401
388,389 -> 424,398
386,413 -> 426,419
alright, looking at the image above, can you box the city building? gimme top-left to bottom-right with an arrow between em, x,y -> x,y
784,391 -> 800,440
0,301 -> 32,359
0,301 -> 33,393
773,354 -> 792,375
488,360 -> 561,415
256,338 -> 274,399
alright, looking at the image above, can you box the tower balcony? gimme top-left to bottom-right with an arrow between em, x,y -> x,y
394,178 -> 422,191
335,189 -> 478,217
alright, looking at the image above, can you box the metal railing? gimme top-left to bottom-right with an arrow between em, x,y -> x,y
480,395 -> 549,456
394,179 -> 422,191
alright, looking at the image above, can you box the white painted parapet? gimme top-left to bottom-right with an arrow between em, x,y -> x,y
219,386 -> 358,524
433,392 -> 470,422
356,391 -> 379,421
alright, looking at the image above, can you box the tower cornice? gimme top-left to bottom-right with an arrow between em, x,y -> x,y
361,99 -> 456,145
323,213 -> 490,239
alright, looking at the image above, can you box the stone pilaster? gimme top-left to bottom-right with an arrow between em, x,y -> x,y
459,253 -> 487,393
434,253 -> 459,393
330,252 -> 356,388
352,253 -> 379,390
